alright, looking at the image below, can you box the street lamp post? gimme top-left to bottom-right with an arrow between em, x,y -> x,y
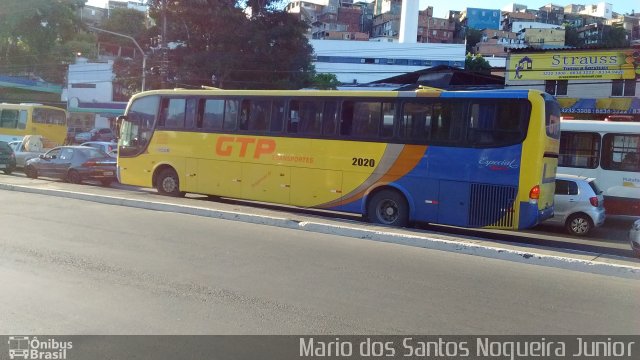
88,26 -> 147,91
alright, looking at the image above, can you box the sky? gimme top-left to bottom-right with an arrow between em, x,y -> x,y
86,0 -> 638,18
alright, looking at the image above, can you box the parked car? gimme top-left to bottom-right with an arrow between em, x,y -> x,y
24,146 -> 116,186
8,135 -> 46,168
80,141 -> 118,157
65,127 -> 85,144
544,174 -> 606,236
630,219 -> 640,258
75,128 -> 116,143
0,140 -> 17,174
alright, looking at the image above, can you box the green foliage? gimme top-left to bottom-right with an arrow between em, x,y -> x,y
465,29 -> 483,54
102,8 -> 148,45
465,53 -> 491,74
146,0 -> 314,89
564,25 -> 582,47
310,73 -> 341,90
602,25 -> 629,48
0,0 -> 86,82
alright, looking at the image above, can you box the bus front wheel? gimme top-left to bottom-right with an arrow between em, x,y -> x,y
367,189 -> 409,227
156,168 -> 185,197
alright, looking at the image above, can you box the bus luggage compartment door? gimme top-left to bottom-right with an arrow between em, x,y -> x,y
437,180 -> 470,227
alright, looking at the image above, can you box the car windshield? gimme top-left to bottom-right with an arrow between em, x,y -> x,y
78,147 -> 107,158
588,180 -> 603,195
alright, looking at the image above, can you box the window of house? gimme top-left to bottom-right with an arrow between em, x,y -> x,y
558,131 -> 600,168
545,80 -> 568,96
611,79 -> 636,97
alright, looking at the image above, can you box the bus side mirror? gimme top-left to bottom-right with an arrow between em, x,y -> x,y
116,115 -> 127,125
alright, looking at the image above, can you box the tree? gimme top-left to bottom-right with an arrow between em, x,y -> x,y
465,29 -> 483,54
465,53 -> 491,74
0,0 -> 87,82
564,25 -> 582,47
146,0 -> 314,89
99,8 -> 150,97
602,25 -> 629,48
310,73 -> 341,90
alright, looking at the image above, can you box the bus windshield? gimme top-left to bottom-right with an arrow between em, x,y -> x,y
119,95 -> 159,157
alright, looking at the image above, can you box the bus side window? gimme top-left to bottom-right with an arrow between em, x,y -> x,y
298,100 -> 323,136
323,101 -> 338,136
223,100 -> 238,130
602,133 -> 640,172
288,100 -> 300,133
249,100 -> 271,132
401,102 -> 431,143
163,98 -> 186,129
201,99 -> 224,130
185,98 -> 196,129
380,102 -> 395,138
432,102 -> 462,142
239,100 -> 250,131
17,110 -> 28,130
270,101 -> 284,132
0,109 -> 18,129
340,101 -> 354,136
351,102 -> 381,138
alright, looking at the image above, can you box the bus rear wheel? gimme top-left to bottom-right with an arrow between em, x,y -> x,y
156,168 -> 184,197
367,189 -> 409,227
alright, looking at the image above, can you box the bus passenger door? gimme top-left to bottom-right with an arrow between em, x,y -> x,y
198,159 -> 243,198
290,168 -> 342,208
437,180 -> 470,227
242,164 -> 290,204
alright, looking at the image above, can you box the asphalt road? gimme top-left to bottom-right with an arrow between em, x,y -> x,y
1,190 -> 639,334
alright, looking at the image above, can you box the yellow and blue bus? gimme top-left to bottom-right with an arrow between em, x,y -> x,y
0,103 -> 67,146
117,88 -> 560,229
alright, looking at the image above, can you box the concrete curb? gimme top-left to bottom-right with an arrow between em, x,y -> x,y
2,182 -> 639,280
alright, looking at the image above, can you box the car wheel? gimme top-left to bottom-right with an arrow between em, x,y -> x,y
100,179 -> 112,187
565,213 -> 593,236
3,168 -> 12,175
366,189 -> 409,227
25,165 -> 38,179
156,168 -> 185,197
67,170 -> 82,184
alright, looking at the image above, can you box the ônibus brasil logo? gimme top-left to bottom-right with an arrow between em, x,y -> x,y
8,336 -> 72,360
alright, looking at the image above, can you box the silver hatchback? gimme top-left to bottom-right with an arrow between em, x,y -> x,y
544,174 -> 606,236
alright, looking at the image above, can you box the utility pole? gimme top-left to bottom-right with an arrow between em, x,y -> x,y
161,0 -> 169,89
88,26 -> 147,91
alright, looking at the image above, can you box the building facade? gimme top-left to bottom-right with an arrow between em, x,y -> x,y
505,48 -> 640,120
64,58 -> 126,130
311,39 -> 465,84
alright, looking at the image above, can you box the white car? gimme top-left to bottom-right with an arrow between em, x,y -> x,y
544,174 -> 606,236
630,219 -> 640,258
8,140 -> 44,168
